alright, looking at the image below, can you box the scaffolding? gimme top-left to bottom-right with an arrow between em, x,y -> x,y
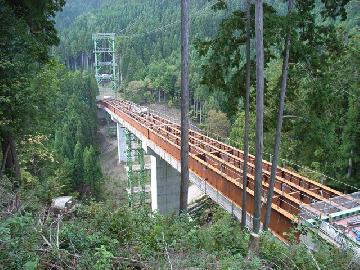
125,129 -> 147,207
92,33 -> 118,91
300,192 -> 360,251
137,142 -> 146,205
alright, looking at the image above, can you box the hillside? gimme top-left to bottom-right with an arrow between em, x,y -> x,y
1,0 -> 359,269
55,0 -> 242,76
55,0 -> 360,191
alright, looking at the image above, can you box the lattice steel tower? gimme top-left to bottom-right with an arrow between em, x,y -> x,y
124,129 -> 147,207
92,33 -> 118,91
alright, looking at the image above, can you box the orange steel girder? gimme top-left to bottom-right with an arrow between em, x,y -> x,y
98,98 -> 343,241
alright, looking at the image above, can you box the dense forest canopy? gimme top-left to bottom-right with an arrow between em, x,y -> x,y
55,0 -> 243,80
55,0 -> 360,191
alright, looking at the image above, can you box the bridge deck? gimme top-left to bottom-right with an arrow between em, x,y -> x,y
99,98 -> 349,240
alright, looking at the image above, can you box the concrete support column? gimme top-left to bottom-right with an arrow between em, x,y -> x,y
151,154 -> 181,214
117,122 -> 126,163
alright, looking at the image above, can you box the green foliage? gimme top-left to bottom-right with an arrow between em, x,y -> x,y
230,109 -> 256,150
220,253 -> 261,270
125,80 -> 150,104
53,0 -> 359,193
83,145 -> 102,197
0,60 -> 102,202
55,0 -> 243,99
0,0 -> 64,138
0,214 -> 39,269
208,0 -> 360,190
94,245 -> 114,270
202,109 -> 231,138
2,201 -> 356,269
0,1 -> 359,269
260,231 -> 355,270
49,68 -> 102,197
73,141 -> 84,188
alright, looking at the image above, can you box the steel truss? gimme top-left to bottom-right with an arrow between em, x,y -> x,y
125,129 -> 146,207
92,33 -> 118,91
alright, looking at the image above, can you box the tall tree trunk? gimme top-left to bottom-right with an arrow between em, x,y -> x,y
11,136 -> 21,187
249,0 -> 264,255
348,149 -> 353,178
194,99 -> 197,121
263,0 -> 294,231
241,0 -> 252,228
1,133 -> 21,187
253,0 -> 264,234
0,143 -> 10,180
199,101 -> 202,124
179,0 -> 190,213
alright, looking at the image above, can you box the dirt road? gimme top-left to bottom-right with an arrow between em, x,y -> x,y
98,125 -> 128,204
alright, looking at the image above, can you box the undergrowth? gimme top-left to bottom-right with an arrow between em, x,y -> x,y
1,189 -> 358,269
0,176 -> 358,269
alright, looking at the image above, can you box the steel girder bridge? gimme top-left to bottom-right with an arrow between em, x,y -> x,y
98,98 -> 360,250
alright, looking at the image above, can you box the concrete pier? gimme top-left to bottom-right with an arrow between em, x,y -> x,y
116,122 -> 126,163
150,154 -> 181,214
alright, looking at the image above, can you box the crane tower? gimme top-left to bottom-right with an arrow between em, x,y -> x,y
92,33 -> 118,91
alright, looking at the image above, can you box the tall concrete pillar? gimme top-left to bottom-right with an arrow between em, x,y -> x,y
151,154 -> 181,214
117,122 -> 126,163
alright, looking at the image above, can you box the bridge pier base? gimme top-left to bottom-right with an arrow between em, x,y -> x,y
150,153 -> 181,215
116,122 -> 126,163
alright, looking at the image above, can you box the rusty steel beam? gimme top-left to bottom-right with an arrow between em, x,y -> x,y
109,100 -> 302,215
108,100 -> 343,208
146,112 -> 343,206
118,100 -> 341,201
99,98 -> 344,240
183,135 -> 347,210
127,110 -> 341,207
189,132 -> 342,197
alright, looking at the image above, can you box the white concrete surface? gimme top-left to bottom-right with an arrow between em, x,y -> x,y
126,185 -> 151,194
188,185 -> 204,204
124,163 -> 151,172
51,196 -> 74,209
116,122 -> 126,163
151,154 -> 181,214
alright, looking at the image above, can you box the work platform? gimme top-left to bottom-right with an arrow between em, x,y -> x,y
301,192 -> 360,253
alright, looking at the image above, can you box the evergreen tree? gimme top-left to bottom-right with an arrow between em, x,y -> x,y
61,123 -> 74,160
83,145 -> 102,197
54,129 -> 63,154
0,0 -> 65,185
73,141 -> 84,189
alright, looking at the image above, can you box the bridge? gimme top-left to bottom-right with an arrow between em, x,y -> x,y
98,98 -> 360,246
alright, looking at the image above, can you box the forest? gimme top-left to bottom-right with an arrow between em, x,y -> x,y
0,0 -> 359,269
56,0 -> 360,191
